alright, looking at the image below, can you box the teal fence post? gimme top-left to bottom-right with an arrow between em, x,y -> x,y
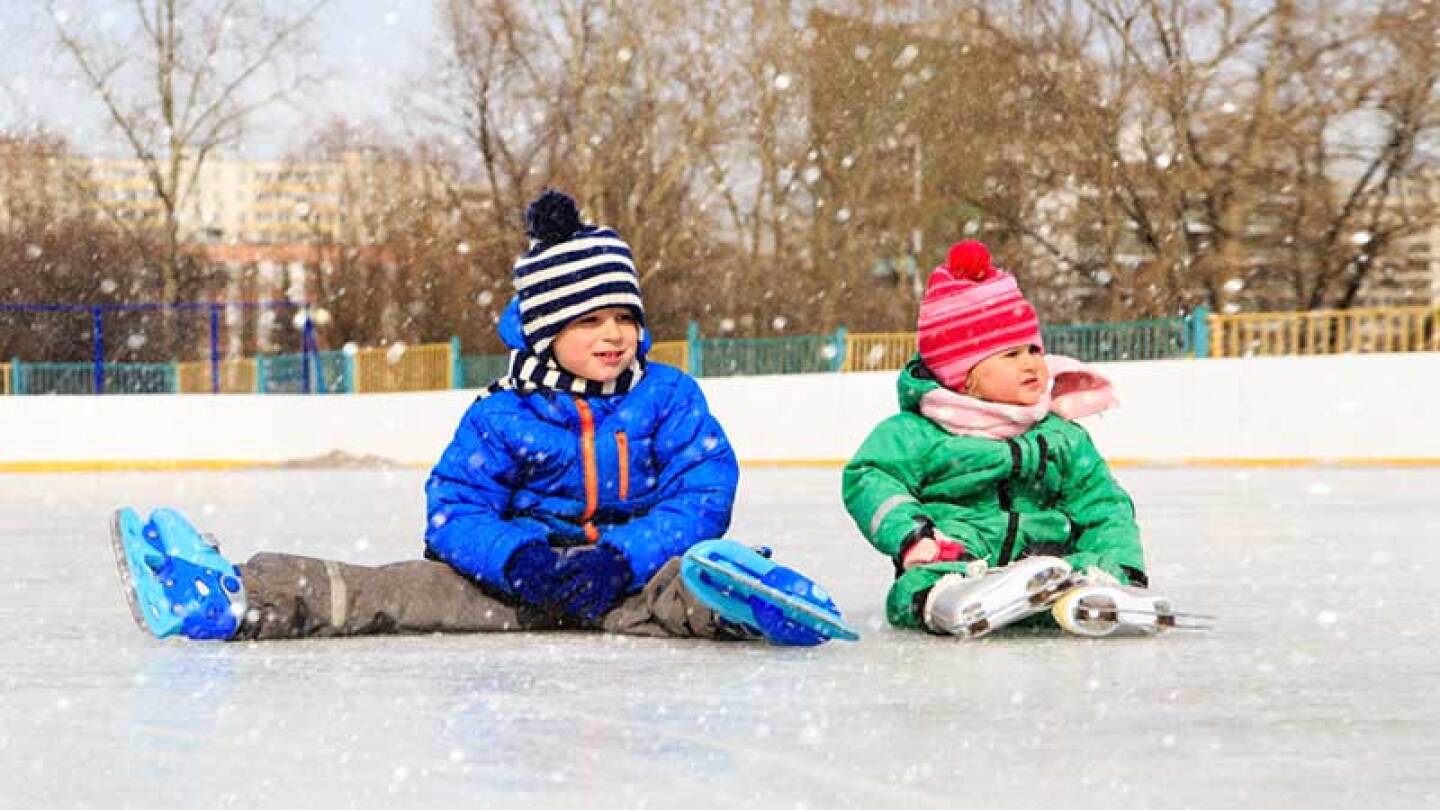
256,354 -> 269,395
11,358 -> 22,396
450,336 -> 463,388
167,363 -> 178,393
1190,305 -> 1212,358
832,326 -> 848,371
687,321 -> 702,377
343,351 -> 356,394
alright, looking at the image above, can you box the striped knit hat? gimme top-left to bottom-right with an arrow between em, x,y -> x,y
917,240 -> 1043,391
512,189 -> 645,355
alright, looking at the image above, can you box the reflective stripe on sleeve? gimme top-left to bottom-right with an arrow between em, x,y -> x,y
869,494 -> 917,538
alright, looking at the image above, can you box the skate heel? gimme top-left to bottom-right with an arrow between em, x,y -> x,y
924,556 -> 1073,639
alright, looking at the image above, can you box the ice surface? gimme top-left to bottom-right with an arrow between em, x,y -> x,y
2,467 -> 1438,809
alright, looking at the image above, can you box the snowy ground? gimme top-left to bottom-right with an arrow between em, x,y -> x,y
2,466 -> 1437,809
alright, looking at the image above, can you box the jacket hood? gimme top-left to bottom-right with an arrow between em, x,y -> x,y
896,355 -> 944,413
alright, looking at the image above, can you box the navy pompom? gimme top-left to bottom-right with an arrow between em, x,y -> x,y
525,189 -> 583,244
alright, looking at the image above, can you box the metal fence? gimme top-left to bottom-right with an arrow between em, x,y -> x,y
9,361 -> 177,395
353,342 -> 455,393
4,304 -> 1436,396
1042,315 -> 1199,363
176,359 -> 258,394
648,340 -> 689,371
838,310 -> 1206,373
1,300 -> 318,394
689,324 -> 847,377
1208,306 -> 1438,358
458,353 -> 511,389
842,332 -> 916,372
257,351 -> 352,394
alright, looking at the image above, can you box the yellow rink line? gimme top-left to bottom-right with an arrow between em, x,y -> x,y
5,457 -> 1440,473
741,457 -> 1440,469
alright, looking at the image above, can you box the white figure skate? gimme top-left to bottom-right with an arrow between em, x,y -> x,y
923,556 -> 1075,639
1052,584 -> 1211,637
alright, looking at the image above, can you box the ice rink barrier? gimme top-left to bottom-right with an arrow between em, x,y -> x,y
1,353 -> 1438,470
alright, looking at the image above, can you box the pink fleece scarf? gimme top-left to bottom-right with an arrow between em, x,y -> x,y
918,355 -> 1118,439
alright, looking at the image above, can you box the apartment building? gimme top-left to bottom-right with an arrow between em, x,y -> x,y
79,150 -> 456,246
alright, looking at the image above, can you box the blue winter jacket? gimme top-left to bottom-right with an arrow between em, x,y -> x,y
424,317 -> 739,597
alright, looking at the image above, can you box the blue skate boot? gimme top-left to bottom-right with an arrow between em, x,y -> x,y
681,539 -> 859,646
110,507 -> 246,640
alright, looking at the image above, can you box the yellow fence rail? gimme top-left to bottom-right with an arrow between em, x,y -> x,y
1209,306 -> 1439,358
353,342 -> 453,393
0,363 -> 9,395
176,360 -> 258,393
843,332 -> 917,372
648,340 -> 689,371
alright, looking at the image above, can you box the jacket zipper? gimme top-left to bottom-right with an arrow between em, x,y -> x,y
572,397 -> 600,543
615,431 -> 629,501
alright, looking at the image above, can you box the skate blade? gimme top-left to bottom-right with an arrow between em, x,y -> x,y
1108,608 -> 1214,631
109,508 -> 182,638
688,553 -> 859,642
110,509 -> 152,634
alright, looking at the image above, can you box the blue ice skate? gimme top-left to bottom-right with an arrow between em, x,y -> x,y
109,507 -> 246,640
681,539 -> 859,646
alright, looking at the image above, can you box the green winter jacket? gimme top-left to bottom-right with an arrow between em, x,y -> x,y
842,359 -> 1146,628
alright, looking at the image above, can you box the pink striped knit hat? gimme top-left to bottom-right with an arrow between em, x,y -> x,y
917,240 -> 1043,391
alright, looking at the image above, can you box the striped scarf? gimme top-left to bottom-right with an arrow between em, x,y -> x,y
478,344 -> 646,400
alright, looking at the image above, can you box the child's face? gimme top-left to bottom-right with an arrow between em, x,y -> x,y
965,345 -> 1049,406
551,306 -> 640,384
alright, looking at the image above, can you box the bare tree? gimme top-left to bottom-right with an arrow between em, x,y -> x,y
46,0 -> 328,350
956,0 -> 1439,316
283,119 -> 510,352
420,0 -> 748,339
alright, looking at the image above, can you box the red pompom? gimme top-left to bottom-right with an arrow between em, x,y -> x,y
946,240 -> 993,281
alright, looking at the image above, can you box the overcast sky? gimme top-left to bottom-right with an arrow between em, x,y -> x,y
0,0 -> 438,159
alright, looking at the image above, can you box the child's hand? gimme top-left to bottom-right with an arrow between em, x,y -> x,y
900,527 -> 966,570
553,546 -> 633,623
503,542 -> 562,608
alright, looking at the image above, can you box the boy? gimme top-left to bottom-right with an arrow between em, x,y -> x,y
112,191 -> 852,646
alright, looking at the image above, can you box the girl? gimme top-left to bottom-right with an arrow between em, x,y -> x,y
842,240 -> 1174,639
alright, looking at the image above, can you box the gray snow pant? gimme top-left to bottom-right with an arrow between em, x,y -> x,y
233,552 -> 737,642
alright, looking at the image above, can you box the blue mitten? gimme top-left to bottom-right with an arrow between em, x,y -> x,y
503,542 -> 562,608
553,546 -> 633,624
